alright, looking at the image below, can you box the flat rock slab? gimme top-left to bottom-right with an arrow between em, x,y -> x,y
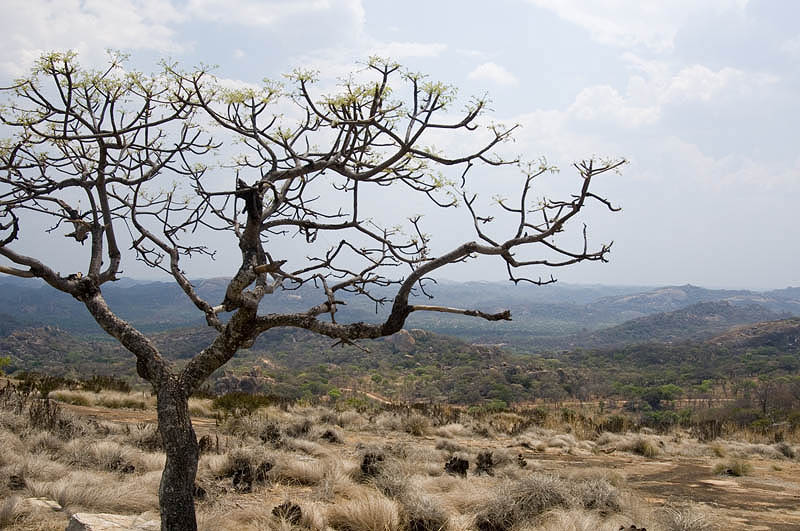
24,497 -> 62,511
66,513 -> 160,531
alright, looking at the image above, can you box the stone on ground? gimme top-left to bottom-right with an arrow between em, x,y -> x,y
66,513 -> 160,531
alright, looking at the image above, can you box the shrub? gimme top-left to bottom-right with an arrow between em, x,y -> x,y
570,478 -> 621,514
402,414 -> 431,437
212,392 -> 275,414
628,437 -> 659,458
435,439 -> 466,453
474,473 -> 572,531
599,414 -> 627,433
475,451 -> 495,476
220,449 -> 274,492
81,375 -> 131,393
320,428 -> 343,444
775,442 -> 796,459
713,459 -> 752,477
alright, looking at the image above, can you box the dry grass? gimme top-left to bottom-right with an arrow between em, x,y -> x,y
658,503 -> 717,531
270,455 -> 326,486
0,496 -> 67,531
188,397 -> 216,417
327,492 -> 401,531
51,389 -> 154,410
536,509 -> 628,531
0,387 -> 775,531
27,470 -> 160,513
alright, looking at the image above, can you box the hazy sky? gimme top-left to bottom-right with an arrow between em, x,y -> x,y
1,0 -> 798,290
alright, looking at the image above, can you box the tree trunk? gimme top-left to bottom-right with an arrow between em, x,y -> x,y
156,379 -> 199,531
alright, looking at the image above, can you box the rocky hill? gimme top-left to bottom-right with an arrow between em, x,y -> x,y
710,318 -> 800,350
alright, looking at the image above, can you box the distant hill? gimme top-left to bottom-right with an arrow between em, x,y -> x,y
1,275 -> 799,349
710,318 -> 800,350
547,301 -> 790,350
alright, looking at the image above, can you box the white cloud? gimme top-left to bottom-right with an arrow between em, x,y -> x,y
0,0 -> 185,76
561,56 -> 779,129
569,85 -> 659,127
467,62 -> 518,86
187,0 -> 364,28
526,0 -> 749,51
780,34 -> 800,56
368,42 -> 447,59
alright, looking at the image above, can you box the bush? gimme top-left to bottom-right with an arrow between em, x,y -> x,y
629,437 -> 659,458
713,459 -> 752,477
571,478 -> 621,513
775,442 -> 796,459
475,473 -> 572,531
82,375 -> 131,393
212,392 -> 274,414
402,414 -> 430,437
599,414 -> 627,433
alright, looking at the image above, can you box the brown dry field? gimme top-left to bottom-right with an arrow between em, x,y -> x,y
66,400 -> 800,530
2,388 -> 800,530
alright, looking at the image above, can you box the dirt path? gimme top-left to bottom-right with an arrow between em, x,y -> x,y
60,402 -> 218,432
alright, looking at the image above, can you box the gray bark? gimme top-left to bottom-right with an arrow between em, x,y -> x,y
156,379 -> 199,531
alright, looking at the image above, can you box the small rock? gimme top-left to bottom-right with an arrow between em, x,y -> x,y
66,513 -> 160,531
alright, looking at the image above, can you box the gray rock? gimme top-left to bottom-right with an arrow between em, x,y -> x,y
23,497 -> 62,511
66,513 -> 160,531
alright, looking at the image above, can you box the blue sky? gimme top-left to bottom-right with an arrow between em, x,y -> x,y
1,0 -> 798,289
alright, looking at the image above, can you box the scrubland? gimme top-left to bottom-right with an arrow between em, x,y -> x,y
1,383 -> 800,530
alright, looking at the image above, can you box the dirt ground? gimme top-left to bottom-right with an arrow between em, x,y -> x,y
61,402 -> 800,530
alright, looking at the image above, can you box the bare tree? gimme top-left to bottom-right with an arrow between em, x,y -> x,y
0,52 -> 624,530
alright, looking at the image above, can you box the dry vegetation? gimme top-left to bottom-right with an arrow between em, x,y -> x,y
1,381 -> 800,530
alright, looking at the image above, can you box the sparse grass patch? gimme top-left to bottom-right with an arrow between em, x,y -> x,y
625,437 -> 659,458
713,459 -> 752,477
658,503 -> 717,531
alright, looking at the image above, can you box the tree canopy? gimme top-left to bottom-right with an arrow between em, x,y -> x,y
0,52 -> 623,530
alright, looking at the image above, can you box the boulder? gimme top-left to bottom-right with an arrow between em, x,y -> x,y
66,513 -> 160,531
385,329 -> 416,353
